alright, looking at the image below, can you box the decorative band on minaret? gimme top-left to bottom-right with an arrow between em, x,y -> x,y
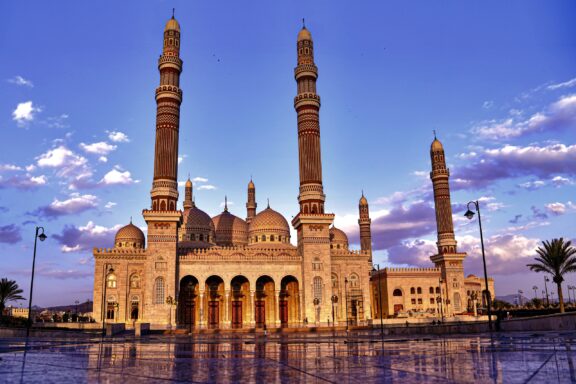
246,178 -> 257,224
150,15 -> 183,211
294,25 -> 325,215
430,136 -> 458,254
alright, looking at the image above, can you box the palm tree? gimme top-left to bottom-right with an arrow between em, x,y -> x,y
527,238 -> 576,313
0,278 -> 25,317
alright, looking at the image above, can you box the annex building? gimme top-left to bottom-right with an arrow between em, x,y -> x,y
92,15 -> 494,329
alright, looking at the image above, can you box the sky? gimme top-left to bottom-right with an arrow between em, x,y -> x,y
1,0 -> 575,307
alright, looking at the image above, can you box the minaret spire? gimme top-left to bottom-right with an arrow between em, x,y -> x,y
358,192 -> 372,256
224,195 -> 228,212
294,22 -> 325,214
150,14 -> 183,211
183,176 -> 193,210
246,178 -> 257,223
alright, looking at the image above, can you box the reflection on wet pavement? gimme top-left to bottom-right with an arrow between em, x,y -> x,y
2,331 -> 576,383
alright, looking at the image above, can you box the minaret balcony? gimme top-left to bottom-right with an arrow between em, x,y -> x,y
155,86 -> 183,101
294,93 -> 321,108
158,55 -> 183,70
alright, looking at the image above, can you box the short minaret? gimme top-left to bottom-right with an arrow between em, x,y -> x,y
150,12 -> 183,211
429,135 -> 467,315
358,192 -> 372,257
183,177 -> 193,209
246,178 -> 257,224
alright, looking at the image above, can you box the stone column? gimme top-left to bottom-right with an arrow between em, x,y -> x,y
275,290 -> 281,327
299,292 -> 304,326
199,290 -> 205,328
250,291 -> 255,326
224,290 -> 230,328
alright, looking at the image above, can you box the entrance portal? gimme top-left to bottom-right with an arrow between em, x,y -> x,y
232,301 -> 242,328
255,301 -> 265,327
208,301 -> 219,328
279,300 -> 288,326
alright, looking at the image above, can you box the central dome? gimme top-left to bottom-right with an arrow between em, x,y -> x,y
248,207 -> 291,247
181,205 -> 215,246
115,222 -> 145,249
212,210 -> 248,247
330,226 -> 349,250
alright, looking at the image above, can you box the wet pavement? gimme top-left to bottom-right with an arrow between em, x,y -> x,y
1,330 -> 576,383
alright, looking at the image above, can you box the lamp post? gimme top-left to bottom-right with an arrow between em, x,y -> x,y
544,276 -> 550,307
464,201 -> 492,331
532,286 -> 538,300
371,264 -> 384,340
438,278 -> 445,322
344,278 -> 349,332
26,226 -> 47,338
166,295 -> 176,329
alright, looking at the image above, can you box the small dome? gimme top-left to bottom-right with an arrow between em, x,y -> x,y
297,27 -> 312,41
330,226 -> 349,250
249,207 -> 290,234
248,179 -> 255,189
359,194 -> 368,206
185,178 -> 192,188
115,222 -> 145,249
165,17 -> 180,32
431,138 -> 444,152
212,210 -> 248,247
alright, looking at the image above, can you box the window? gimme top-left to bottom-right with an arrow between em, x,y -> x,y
418,298 -> 423,304
411,299 -> 416,305
436,287 -> 441,294
417,287 -> 422,295
393,289 -> 402,297
430,298 -> 435,304
261,235 -> 266,242
331,274 -> 338,289
313,277 -> 323,303
106,297 -> 116,320
312,258 -> 322,271
107,273 -> 117,289
130,274 -> 140,289
410,287 -> 415,295
429,287 -> 434,294
131,296 -> 139,320
199,234 -> 204,241
154,277 -> 165,304
349,274 -> 359,288
270,235 -> 275,241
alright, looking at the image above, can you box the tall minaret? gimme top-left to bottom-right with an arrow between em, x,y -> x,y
429,136 -> 457,255
294,24 -> 325,215
291,23 -> 335,326
183,177 -> 193,209
246,178 -> 257,224
150,13 -> 183,212
429,135 -> 467,315
142,14 -> 184,328
358,192 -> 372,256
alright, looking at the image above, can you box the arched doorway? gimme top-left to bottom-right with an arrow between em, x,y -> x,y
178,275 -> 199,329
255,275 -> 275,328
205,276 -> 225,329
230,275 -> 250,329
280,276 -> 299,327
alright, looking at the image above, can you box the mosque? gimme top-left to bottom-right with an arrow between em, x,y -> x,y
92,15 -> 494,329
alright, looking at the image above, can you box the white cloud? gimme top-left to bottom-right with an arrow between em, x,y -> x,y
7,75 -> 33,87
61,245 -> 82,253
547,78 -> 576,90
37,146 -> 86,169
104,201 -> 117,209
193,177 -> 208,183
12,101 -> 41,125
197,184 -> 216,190
178,155 -> 187,165
545,202 -> 566,216
98,156 -> 108,163
34,193 -> 98,218
100,168 -> 138,185
29,175 -> 47,185
25,164 -> 36,172
53,221 -> 122,253
518,180 -> 546,190
0,174 -> 47,189
0,164 -> 22,172
108,131 -> 130,143
482,100 -> 494,109
79,141 -> 117,155
551,176 -> 572,186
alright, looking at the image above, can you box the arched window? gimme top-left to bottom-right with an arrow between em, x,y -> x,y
199,234 -> 204,241
154,277 -> 165,304
331,273 -> 338,289
106,296 -> 116,320
312,258 -> 322,271
107,273 -> 117,289
254,236 -> 258,242
261,235 -> 266,242
436,287 -> 441,294
130,274 -> 140,289
417,287 -> 422,295
270,235 -> 275,241
410,287 -> 415,295
130,296 -> 139,320
393,289 -> 403,297
349,274 -> 359,288
429,287 -> 434,294
313,277 -> 323,303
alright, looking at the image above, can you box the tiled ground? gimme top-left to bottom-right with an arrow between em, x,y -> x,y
1,330 -> 576,383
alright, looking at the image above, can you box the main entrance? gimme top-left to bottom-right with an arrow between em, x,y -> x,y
177,275 -> 199,329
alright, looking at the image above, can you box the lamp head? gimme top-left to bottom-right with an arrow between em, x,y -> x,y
38,233 -> 47,241
464,209 -> 475,220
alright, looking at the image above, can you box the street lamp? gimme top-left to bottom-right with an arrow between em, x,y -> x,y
26,226 -> 47,338
567,286 -> 572,305
532,286 -> 538,300
166,295 -> 177,329
344,278 -> 349,332
544,276 -> 550,307
464,201 -> 492,331
371,264 -> 385,341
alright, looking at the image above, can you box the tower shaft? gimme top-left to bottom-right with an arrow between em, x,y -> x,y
358,196 -> 372,256
150,18 -> 183,211
294,30 -> 325,214
430,141 -> 457,254
246,180 -> 257,224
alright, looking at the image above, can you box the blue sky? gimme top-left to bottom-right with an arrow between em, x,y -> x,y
1,0 -> 575,307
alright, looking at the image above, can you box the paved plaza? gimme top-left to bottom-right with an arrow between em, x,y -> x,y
1,330 -> 576,383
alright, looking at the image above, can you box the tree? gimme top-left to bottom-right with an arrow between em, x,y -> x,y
0,278 -> 25,317
527,238 -> 576,313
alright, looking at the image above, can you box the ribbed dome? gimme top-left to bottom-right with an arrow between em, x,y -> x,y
249,207 -> 290,233
212,210 -> 248,247
297,27 -> 312,41
330,226 -> 349,249
431,138 -> 444,152
185,178 -> 192,188
115,223 -> 145,249
183,206 -> 213,232
248,179 -> 255,189
165,17 -> 180,32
